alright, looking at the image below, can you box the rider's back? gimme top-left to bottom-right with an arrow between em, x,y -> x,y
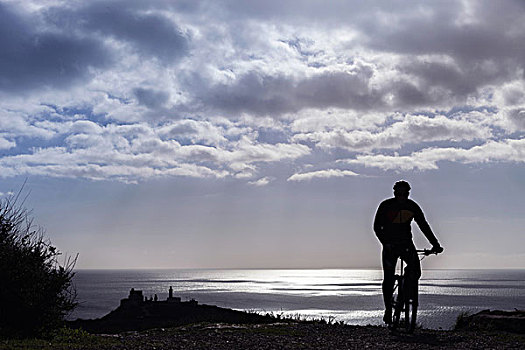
374,198 -> 430,245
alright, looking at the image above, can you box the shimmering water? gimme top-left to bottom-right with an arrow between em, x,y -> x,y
70,269 -> 525,329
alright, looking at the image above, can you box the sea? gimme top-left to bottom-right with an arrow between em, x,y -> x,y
69,269 -> 525,330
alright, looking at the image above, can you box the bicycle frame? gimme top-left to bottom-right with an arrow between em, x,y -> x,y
390,249 -> 438,333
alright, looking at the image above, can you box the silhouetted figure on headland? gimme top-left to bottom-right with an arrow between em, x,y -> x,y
373,180 -> 443,324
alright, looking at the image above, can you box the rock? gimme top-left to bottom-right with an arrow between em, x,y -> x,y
455,309 -> 525,334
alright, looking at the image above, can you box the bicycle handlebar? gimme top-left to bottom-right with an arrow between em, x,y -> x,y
416,248 -> 442,256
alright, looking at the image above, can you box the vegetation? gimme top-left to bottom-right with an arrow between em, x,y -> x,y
0,327 -> 119,350
0,190 -> 77,338
453,311 -> 472,330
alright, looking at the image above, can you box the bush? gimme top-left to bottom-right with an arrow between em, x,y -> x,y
0,190 -> 77,338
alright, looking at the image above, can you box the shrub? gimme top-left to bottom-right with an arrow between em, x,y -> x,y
0,190 -> 77,338
454,311 -> 472,330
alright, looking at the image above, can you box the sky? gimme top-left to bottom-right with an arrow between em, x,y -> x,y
0,0 -> 524,269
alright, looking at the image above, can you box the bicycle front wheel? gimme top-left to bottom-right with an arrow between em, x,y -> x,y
391,278 -> 403,330
404,299 -> 417,333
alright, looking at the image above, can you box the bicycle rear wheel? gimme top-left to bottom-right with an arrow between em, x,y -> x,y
404,299 -> 417,333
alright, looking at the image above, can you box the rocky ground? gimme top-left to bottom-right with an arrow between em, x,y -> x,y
109,322 -> 525,350
2,321 -> 523,349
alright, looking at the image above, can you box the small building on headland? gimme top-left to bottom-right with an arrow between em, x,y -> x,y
120,286 -> 196,307
167,286 -> 181,303
120,288 -> 144,306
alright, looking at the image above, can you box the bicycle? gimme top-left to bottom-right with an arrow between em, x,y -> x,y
390,248 -> 441,333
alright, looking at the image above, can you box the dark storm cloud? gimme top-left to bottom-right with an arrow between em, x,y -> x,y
395,59 -> 517,106
368,18 -> 525,71
507,108 -> 525,129
389,81 -> 431,107
202,69 -> 384,116
402,62 -> 472,96
0,3 -> 110,93
133,88 -> 170,109
222,0 -> 524,64
219,0 -> 418,23
361,1 -> 525,99
46,1 -> 189,64
205,0 -> 525,113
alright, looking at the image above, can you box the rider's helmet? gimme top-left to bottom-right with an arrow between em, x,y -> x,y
393,180 -> 411,191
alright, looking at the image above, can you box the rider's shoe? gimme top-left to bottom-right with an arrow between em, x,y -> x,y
383,309 -> 392,324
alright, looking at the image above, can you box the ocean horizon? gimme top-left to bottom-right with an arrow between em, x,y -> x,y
70,268 -> 525,330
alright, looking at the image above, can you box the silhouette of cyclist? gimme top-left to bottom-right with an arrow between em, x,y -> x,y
374,180 -> 443,324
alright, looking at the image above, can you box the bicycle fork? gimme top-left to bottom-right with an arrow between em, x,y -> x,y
392,260 -> 405,311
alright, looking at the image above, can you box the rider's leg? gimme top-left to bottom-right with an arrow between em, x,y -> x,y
402,245 -> 421,305
382,268 -> 395,307
382,244 -> 398,323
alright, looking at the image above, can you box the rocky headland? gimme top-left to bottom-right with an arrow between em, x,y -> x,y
55,288 -> 524,350
67,287 -> 276,334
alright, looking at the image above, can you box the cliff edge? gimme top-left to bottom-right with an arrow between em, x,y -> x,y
455,309 -> 525,334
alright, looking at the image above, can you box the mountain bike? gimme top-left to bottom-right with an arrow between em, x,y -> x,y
390,248 -> 440,333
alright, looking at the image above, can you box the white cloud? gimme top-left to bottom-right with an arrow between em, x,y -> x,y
289,109 -> 385,133
287,169 -> 359,182
0,109 -> 57,139
248,177 -> 272,186
0,145 -> 228,182
293,114 -> 492,151
0,136 -> 15,150
69,120 -> 104,134
342,138 -> 525,171
158,119 -> 228,146
0,117 -> 310,182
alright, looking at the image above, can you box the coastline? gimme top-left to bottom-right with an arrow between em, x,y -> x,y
57,288 -> 524,349
4,287 -> 524,349
70,268 -> 525,330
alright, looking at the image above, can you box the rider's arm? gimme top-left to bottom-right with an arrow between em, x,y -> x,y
413,203 -> 440,247
373,202 -> 387,244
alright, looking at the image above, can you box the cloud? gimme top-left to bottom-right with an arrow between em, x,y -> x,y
342,139 -> 525,171
157,119 -> 228,146
0,136 -> 15,150
293,113 -> 492,151
0,144 -> 228,183
211,136 -> 311,177
200,64 -> 382,117
70,120 -> 104,134
506,108 -> 525,130
45,1 -> 189,64
0,2 -> 111,93
287,169 -> 359,182
492,80 -> 525,131
248,177 -> 272,186
363,1 -> 525,64
0,119 -> 310,182
0,108 -> 63,139
178,1 -> 525,117
133,88 -> 170,109
0,1 -> 524,183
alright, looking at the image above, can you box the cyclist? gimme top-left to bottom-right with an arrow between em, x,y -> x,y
373,180 -> 443,324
